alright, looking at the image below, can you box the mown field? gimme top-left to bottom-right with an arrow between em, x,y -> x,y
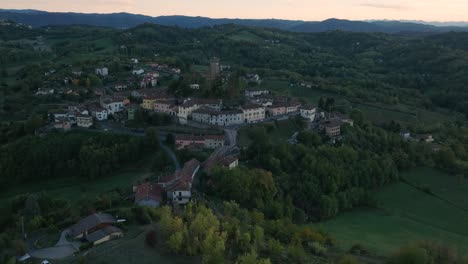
238,118 -> 299,147
316,167 -> 468,256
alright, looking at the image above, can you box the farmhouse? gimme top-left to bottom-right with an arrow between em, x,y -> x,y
85,226 -> 123,246
69,213 -> 117,239
134,182 -> 163,207
159,159 -> 200,205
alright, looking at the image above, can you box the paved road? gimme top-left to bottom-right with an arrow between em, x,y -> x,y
224,128 -> 237,146
28,229 -> 79,260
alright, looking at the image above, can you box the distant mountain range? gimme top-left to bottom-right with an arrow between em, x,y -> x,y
1,9 -> 468,33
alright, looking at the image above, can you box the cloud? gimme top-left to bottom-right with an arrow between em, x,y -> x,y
360,2 -> 409,10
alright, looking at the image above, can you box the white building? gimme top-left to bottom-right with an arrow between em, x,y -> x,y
100,96 -> 124,115
242,104 -> 266,123
192,108 -> 244,126
131,58 -> 139,64
77,115 -> 93,128
132,69 -> 145,75
88,104 -> 108,121
95,67 -> 109,76
245,89 -> 270,98
176,98 -> 222,124
36,88 -> 55,96
300,105 -> 317,121
189,84 -> 200,90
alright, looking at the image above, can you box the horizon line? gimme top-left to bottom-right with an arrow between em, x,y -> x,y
1,8 -> 468,24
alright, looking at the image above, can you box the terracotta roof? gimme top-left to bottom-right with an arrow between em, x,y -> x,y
242,103 -> 264,110
301,105 -> 316,110
160,159 -> 200,191
135,182 -> 163,203
70,213 -> 116,237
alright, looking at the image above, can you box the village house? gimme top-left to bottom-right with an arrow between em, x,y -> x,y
54,117 -> 72,131
159,159 -> 200,205
130,58 -> 138,64
204,155 -> 239,175
175,134 -> 225,150
131,88 -> 167,99
88,103 -> 108,121
300,105 -> 317,121
286,101 -> 302,114
132,69 -> 145,75
242,104 -> 266,123
245,88 -> 270,98
413,134 -> 435,143
267,103 -> 287,117
100,96 -> 125,115
72,68 -> 83,76
134,182 -> 163,207
140,76 -> 158,88
332,112 -> 354,126
77,114 -> 93,128
141,96 -> 158,110
154,99 -> 177,116
189,84 -> 200,90
324,119 -> 344,138
35,88 -> 54,96
95,67 -> 108,76
192,108 -> 244,126
114,84 -> 128,91
177,100 -> 199,125
249,95 -> 274,107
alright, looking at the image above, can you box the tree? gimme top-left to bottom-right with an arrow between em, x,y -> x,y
236,250 -> 272,264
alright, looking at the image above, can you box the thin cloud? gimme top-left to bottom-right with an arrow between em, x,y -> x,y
360,2 -> 409,10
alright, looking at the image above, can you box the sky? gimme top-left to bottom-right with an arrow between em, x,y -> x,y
1,0 -> 467,22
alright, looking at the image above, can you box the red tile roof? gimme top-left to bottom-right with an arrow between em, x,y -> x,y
135,182 -> 163,203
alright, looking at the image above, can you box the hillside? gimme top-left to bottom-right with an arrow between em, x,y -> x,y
1,9 -> 468,33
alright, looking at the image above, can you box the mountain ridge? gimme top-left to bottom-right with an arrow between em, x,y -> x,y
1,9 -> 468,33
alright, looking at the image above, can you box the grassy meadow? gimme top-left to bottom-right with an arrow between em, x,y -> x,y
317,168 -> 468,256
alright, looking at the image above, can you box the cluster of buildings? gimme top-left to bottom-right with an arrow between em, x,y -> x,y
134,146 -> 240,207
134,159 -> 201,206
50,94 -> 136,131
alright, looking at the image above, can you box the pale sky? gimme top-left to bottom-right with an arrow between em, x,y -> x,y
1,0 -> 467,21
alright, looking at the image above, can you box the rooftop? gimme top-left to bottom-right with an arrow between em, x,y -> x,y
70,213 -> 116,237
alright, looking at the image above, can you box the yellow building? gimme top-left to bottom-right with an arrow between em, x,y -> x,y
141,97 -> 157,110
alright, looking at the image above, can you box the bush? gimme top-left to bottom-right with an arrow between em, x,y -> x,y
79,242 -> 93,251
309,242 -> 327,256
145,230 -> 158,248
349,244 -> 368,256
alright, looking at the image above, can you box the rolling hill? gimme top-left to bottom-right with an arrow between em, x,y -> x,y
1,9 -> 468,33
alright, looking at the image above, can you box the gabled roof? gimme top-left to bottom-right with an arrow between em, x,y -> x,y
135,182 -> 163,203
70,213 -> 116,237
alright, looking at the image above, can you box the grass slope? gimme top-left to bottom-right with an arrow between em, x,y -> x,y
317,168 -> 468,256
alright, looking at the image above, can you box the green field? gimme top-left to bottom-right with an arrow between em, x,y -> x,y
238,118 -> 299,147
317,168 -> 468,256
